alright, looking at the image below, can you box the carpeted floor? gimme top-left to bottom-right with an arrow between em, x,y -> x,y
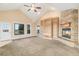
0,37 -> 79,56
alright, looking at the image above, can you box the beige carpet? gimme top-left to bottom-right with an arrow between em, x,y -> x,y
0,37 -> 79,56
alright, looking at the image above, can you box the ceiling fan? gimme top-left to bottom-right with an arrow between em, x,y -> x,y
24,4 -> 42,12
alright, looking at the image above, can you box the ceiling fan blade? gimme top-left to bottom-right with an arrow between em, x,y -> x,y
24,5 -> 31,7
27,9 -> 31,11
34,9 -> 37,12
36,7 -> 41,9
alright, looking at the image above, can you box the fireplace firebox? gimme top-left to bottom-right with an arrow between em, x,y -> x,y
62,28 -> 71,39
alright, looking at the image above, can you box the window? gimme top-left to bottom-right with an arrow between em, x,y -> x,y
14,23 -> 24,35
37,25 -> 40,34
1,23 -> 9,32
27,24 -> 30,34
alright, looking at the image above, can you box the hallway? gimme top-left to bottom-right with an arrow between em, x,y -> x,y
0,37 -> 79,56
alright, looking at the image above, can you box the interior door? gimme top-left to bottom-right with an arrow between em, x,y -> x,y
0,22 -> 11,41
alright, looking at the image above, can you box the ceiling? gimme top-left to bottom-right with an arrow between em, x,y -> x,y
0,3 -> 78,11
0,3 -> 78,21
0,3 -> 24,11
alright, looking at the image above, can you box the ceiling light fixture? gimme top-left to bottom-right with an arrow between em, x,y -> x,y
24,3 -> 42,13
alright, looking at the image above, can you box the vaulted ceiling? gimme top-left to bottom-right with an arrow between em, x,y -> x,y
0,3 -> 78,21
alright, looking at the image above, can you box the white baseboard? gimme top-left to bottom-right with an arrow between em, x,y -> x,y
0,40 -> 12,47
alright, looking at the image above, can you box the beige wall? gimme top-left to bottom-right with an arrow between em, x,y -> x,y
40,11 -> 60,20
40,11 -> 60,40
0,10 -> 37,40
40,18 -> 52,39
78,9 -> 79,44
